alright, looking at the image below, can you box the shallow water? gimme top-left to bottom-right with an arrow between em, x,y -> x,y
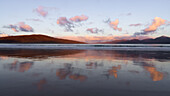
0,44 -> 170,51
0,49 -> 170,96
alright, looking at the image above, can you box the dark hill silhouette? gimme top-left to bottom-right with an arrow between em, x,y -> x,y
102,36 -> 170,44
0,34 -> 85,44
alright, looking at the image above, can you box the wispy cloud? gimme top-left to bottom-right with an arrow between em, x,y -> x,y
57,15 -> 89,31
35,6 -> 48,17
3,22 -> 33,32
57,17 -> 71,25
11,28 -> 18,32
144,17 -> 166,32
109,19 -> 122,31
129,23 -> 142,27
86,28 -> 103,34
3,24 -> 18,32
34,6 -> 57,17
70,15 -> 88,22
57,17 -> 74,31
104,18 -> 122,31
120,13 -> 132,16
18,22 -> 34,32
133,17 -> 166,36
126,13 -> 132,16
26,18 -> 43,22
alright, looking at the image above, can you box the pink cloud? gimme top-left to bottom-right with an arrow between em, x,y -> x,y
70,15 -> 88,22
11,28 -> 18,32
144,17 -> 166,32
3,24 -> 18,32
3,23 -> 33,32
57,17 -> 71,25
104,18 -> 122,31
18,22 -> 33,32
57,17 -> 73,31
0,33 -> 8,37
26,18 -> 43,22
134,17 -> 166,36
109,19 -> 122,31
129,23 -> 142,26
86,28 -> 103,34
35,6 -> 48,17
57,15 -> 88,31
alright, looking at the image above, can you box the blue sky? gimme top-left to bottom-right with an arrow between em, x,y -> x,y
0,0 -> 170,41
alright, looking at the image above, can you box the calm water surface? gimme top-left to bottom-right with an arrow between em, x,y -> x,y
0,49 -> 170,96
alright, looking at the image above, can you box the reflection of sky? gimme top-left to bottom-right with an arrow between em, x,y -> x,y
1,50 -> 170,95
0,0 -> 170,39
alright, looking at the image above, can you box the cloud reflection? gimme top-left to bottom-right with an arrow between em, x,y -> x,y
33,78 -> 47,90
108,65 -> 121,78
134,61 -> 164,81
4,60 -> 34,72
56,63 -> 87,81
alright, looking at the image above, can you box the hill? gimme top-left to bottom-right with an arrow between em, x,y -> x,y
0,34 -> 85,44
102,36 -> 170,44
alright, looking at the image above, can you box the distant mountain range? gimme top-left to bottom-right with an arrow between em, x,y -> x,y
102,36 -> 170,44
0,34 -> 85,44
0,35 -> 170,44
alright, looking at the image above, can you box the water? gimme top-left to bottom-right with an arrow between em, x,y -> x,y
0,44 -> 170,51
0,45 -> 170,96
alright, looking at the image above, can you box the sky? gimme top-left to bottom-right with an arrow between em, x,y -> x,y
0,0 -> 170,42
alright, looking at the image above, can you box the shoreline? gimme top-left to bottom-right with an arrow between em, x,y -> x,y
0,44 -> 170,51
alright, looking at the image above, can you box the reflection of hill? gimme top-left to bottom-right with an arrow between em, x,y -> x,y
101,50 -> 170,61
61,50 -> 170,62
0,49 -> 170,61
0,49 -> 85,59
